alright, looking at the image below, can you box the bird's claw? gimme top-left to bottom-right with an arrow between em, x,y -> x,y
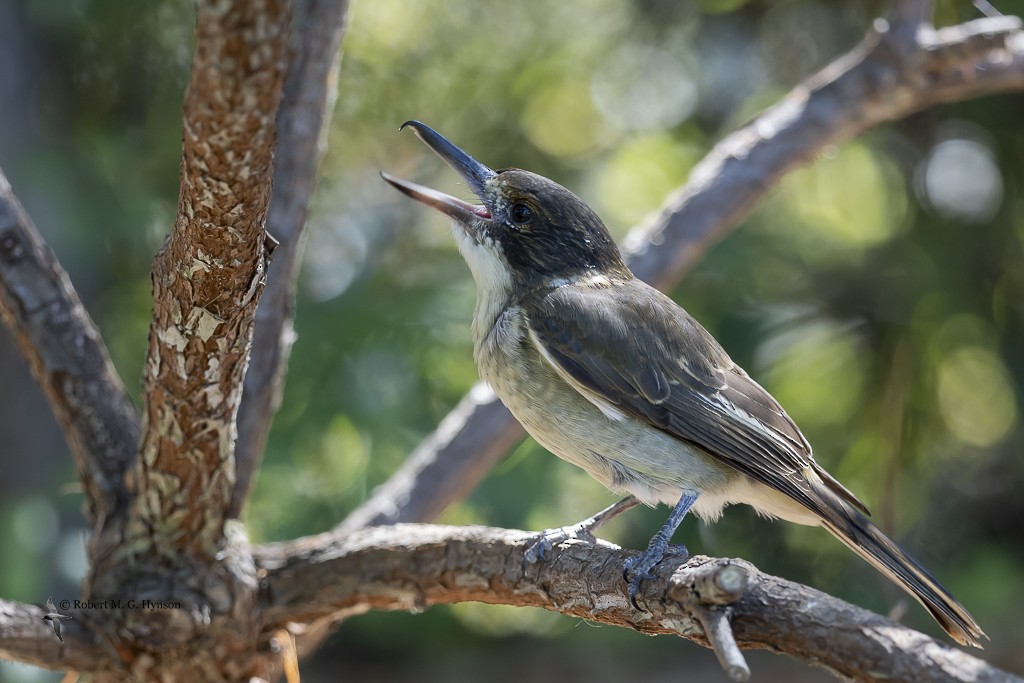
522,523 -> 599,569
623,543 -> 689,610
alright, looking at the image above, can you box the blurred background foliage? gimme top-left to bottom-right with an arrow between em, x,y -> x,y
1,0 -> 1022,680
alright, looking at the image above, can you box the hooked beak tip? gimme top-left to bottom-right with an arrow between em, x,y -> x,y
396,120 -> 495,197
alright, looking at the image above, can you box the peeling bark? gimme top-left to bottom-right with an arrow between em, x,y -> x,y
131,0 -> 288,559
81,0 -> 291,677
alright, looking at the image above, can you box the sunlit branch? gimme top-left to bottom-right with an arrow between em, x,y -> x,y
256,524 -> 1017,683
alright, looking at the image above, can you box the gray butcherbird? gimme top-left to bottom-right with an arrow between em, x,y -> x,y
382,121 -> 984,648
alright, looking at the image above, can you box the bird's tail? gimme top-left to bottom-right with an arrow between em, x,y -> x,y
815,488 -> 985,648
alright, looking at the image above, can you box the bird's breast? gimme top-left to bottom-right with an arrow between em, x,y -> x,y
471,303 -> 733,508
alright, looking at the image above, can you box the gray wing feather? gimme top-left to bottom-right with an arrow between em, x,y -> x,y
524,279 -> 869,516
526,280 -> 991,646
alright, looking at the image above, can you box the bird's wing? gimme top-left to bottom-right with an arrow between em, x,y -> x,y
46,597 -> 56,612
522,279 -> 869,516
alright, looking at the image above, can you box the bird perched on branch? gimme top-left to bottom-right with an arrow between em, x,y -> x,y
382,120 -> 984,648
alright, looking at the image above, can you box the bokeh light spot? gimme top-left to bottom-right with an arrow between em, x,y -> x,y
592,134 -> 698,229
591,44 -> 697,132
938,346 -> 1016,447
522,80 -> 606,158
774,142 -> 906,261
920,138 -> 1003,224
756,318 -> 866,427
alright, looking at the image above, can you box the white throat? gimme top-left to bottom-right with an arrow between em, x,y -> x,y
451,222 -> 514,345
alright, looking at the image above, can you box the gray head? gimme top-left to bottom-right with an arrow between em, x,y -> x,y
383,121 -> 630,294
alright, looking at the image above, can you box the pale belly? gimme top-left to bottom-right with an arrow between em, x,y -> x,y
473,305 -> 822,526
474,307 -> 731,510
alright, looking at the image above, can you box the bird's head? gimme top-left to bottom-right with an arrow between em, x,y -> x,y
383,121 -> 630,296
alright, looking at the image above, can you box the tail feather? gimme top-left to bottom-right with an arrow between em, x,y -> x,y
815,490 -> 985,648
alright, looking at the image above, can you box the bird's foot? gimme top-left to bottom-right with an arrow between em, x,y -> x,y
523,522 -> 599,567
522,496 -> 640,569
623,490 -> 699,609
623,542 -> 689,609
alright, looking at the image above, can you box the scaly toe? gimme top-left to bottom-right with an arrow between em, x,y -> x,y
523,536 -> 554,567
623,556 -> 659,610
522,523 -> 599,569
668,543 -> 689,561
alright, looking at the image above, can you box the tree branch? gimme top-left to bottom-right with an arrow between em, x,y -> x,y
256,524 -> 1019,683
232,0 -> 352,519
340,8 -> 1024,532
128,0 -> 289,558
0,169 -> 139,526
0,598 -> 121,674
625,13 -> 1024,289
4,524 -> 1017,681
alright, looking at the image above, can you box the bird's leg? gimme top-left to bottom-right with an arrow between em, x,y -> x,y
623,490 -> 699,609
523,495 -> 640,566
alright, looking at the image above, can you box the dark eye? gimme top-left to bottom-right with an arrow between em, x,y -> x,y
510,203 -> 533,224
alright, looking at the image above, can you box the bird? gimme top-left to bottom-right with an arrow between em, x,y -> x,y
382,120 -> 985,648
42,596 -> 71,643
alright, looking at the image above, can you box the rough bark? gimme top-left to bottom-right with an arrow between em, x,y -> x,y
4,525 -> 1018,682
83,0 -> 290,678
128,0 -> 287,558
340,6 -> 1024,534
255,525 -> 1019,683
0,170 -> 139,528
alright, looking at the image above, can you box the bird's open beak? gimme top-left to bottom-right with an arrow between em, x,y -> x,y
381,120 -> 495,223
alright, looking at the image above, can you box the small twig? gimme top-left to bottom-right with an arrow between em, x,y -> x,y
270,629 -> 301,683
672,562 -> 751,680
688,562 -> 749,606
696,607 -> 750,682
974,0 -> 1004,18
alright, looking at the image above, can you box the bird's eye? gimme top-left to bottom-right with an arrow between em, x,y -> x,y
510,203 -> 534,224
